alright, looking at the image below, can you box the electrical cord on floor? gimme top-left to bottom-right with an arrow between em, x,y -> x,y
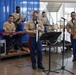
57,45 -> 70,69
48,41 -> 70,69
63,49 -> 72,67
51,61 -> 62,66
48,51 -> 69,71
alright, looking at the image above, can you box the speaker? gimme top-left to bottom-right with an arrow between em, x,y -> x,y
0,40 -> 6,54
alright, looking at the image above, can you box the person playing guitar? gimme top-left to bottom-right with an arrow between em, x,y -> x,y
12,6 -> 26,31
12,6 -> 26,51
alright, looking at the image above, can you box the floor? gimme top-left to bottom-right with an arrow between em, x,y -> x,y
0,49 -> 76,75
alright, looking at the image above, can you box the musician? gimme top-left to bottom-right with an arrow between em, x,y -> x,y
40,11 -> 49,32
3,15 -> 16,32
3,15 -> 16,54
66,11 -> 76,61
12,6 -> 26,50
24,11 -> 45,69
12,6 -> 26,31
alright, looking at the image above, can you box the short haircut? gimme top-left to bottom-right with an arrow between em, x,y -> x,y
16,6 -> 20,10
42,11 -> 46,14
71,11 -> 75,15
8,15 -> 13,18
33,11 -> 38,15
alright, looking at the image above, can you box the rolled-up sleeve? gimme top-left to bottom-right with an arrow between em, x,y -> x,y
40,21 -> 44,31
66,23 -> 70,30
24,22 -> 29,30
3,23 -> 7,31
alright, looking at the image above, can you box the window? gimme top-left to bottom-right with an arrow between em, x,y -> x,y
65,8 -> 74,14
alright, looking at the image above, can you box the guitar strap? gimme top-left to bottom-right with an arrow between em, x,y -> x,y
19,13 -> 20,20
15,13 -> 21,27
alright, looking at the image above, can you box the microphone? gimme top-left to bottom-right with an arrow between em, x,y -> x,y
36,20 -> 38,42
61,17 -> 67,20
34,20 -> 38,25
36,21 -> 38,24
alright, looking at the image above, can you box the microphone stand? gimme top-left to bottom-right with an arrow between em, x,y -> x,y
54,18 -> 74,75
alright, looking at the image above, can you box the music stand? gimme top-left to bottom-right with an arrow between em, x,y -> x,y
40,32 -> 61,75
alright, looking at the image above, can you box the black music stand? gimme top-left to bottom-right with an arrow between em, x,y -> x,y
40,32 -> 61,75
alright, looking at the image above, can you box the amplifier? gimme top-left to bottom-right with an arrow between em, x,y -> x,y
0,40 -> 6,54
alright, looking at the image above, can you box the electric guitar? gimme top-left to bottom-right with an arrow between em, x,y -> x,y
14,12 -> 33,27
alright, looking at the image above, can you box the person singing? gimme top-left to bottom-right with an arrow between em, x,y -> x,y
24,11 -> 45,69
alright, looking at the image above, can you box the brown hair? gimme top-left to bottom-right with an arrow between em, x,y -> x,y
71,11 -> 75,15
42,11 -> 45,15
8,15 -> 14,18
33,11 -> 38,15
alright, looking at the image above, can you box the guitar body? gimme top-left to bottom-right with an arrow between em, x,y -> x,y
14,18 -> 22,27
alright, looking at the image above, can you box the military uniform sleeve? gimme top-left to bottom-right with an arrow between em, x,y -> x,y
3,22 -> 7,31
13,24 -> 16,31
24,22 -> 30,30
66,22 -> 70,30
39,21 -> 44,31
39,21 -> 44,36
20,14 -> 23,20
18,14 -> 24,23
21,14 -> 23,19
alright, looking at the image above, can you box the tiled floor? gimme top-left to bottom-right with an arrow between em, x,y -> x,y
0,49 -> 76,75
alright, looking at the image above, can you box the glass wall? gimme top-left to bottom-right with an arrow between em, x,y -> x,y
0,0 -> 40,42
40,2 -> 53,25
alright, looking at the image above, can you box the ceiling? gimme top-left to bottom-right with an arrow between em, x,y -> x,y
40,0 -> 76,12
40,0 -> 76,3
47,3 -> 62,12
65,3 -> 76,8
